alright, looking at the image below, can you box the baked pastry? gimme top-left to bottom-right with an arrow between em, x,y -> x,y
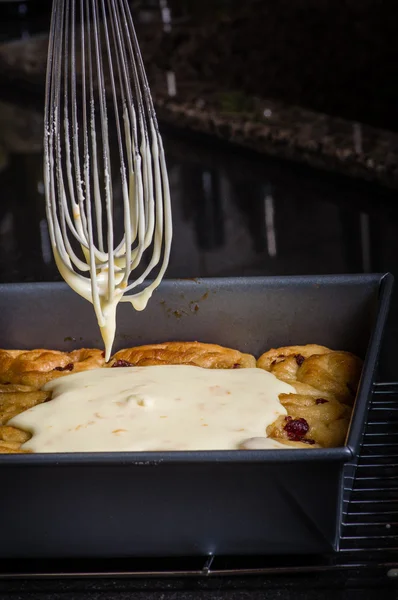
0,425 -> 31,454
257,344 -> 362,446
0,348 -> 105,389
108,341 -> 256,370
0,341 -> 362,453
257,344 -> 331,374
0,383 -> 50,454
0,383 -> 50,424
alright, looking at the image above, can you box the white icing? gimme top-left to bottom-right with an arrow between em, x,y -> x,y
9,366 -> 294,453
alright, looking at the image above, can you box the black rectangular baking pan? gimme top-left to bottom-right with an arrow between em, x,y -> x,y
0,274 -> 393,559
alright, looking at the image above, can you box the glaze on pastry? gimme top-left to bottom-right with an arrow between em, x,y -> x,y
0,342 -> 362,453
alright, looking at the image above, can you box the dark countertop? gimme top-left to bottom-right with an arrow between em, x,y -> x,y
1,1 -> 398,190
1,568 -> 398,600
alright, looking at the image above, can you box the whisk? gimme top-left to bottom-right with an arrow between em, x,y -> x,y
44,0 -> 173,360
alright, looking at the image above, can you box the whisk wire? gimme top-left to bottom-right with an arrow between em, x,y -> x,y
102,0 -> 132,283
44,0 -> 172,353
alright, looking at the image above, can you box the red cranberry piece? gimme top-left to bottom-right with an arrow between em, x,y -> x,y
315,398 -> 328,405
233,363 -> 240,369
112,359 -> 134,368
283,416 -> 309,441
54,363 -> 74,372
294,354 -> 305,366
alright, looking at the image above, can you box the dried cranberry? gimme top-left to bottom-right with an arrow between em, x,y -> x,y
302,438 -> 316,445
295,354 -> 305,366
233,363 -> 240,369
315,398 -> 328,405
283,416 -> 309,441
112,359 -> 134,368
54,363 -> 74,372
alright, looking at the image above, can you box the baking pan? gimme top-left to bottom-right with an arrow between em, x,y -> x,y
0,274 -> 393,558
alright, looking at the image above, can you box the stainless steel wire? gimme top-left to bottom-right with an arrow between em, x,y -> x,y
44,0 -> 172,356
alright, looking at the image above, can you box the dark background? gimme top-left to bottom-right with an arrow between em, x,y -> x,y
2,0 -> 398,130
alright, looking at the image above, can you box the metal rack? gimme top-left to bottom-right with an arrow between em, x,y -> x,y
340,382 -> 398,561
0,382 -> 397,580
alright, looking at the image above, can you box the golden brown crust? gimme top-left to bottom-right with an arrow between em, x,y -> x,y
296,352 -> 362,405
0,383 -> 38,393
0,388 -> 50,425
0,424 -> 32,454
0,425 -> 31,444
108,341 -> 256,370
257,345 -> 362,404
284,381 -> 335,400
0,443 -> 30,454
257,344 -> 331,373
0,348 -> 105,389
